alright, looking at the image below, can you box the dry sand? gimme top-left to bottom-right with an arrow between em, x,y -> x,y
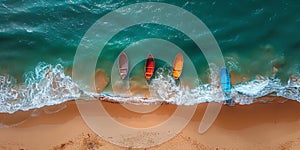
1,97 -> 300,150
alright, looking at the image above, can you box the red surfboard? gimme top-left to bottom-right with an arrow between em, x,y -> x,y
145,54 -> 155,80
118,52 -> 129,80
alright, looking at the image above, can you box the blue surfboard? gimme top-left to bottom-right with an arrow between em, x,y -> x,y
220,67 -> 232,105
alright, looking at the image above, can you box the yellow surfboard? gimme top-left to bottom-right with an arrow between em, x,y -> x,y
172,53 -> 184,80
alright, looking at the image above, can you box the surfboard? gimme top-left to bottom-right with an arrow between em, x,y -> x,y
145,54 -> 155,80
118,52 -> 129,80
172,53 -> 184,80
220,67 -> 232,104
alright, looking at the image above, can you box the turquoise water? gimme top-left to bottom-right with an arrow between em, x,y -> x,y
1,0 -> 300,79
0,0 -> 300,114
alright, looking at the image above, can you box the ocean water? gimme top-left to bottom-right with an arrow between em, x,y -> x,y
0,0 -> 300,114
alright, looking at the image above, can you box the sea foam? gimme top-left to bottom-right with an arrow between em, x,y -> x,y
0,62 -> 299,114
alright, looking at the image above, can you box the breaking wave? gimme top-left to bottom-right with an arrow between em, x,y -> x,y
0,62 -> 81,114
0,62 -> 299,114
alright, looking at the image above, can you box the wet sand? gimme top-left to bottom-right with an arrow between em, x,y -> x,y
1,97 -> 300,150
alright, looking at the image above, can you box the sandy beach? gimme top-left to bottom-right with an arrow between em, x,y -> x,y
1,97 -> 300,150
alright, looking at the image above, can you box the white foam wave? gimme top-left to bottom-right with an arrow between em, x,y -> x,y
0,62 -> 81,114
0,62 -> 299,114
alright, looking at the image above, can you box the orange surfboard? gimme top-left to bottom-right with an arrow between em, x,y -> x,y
145,54 -> 155,80
172,53 -> 184,80
118,52 -> 129,79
